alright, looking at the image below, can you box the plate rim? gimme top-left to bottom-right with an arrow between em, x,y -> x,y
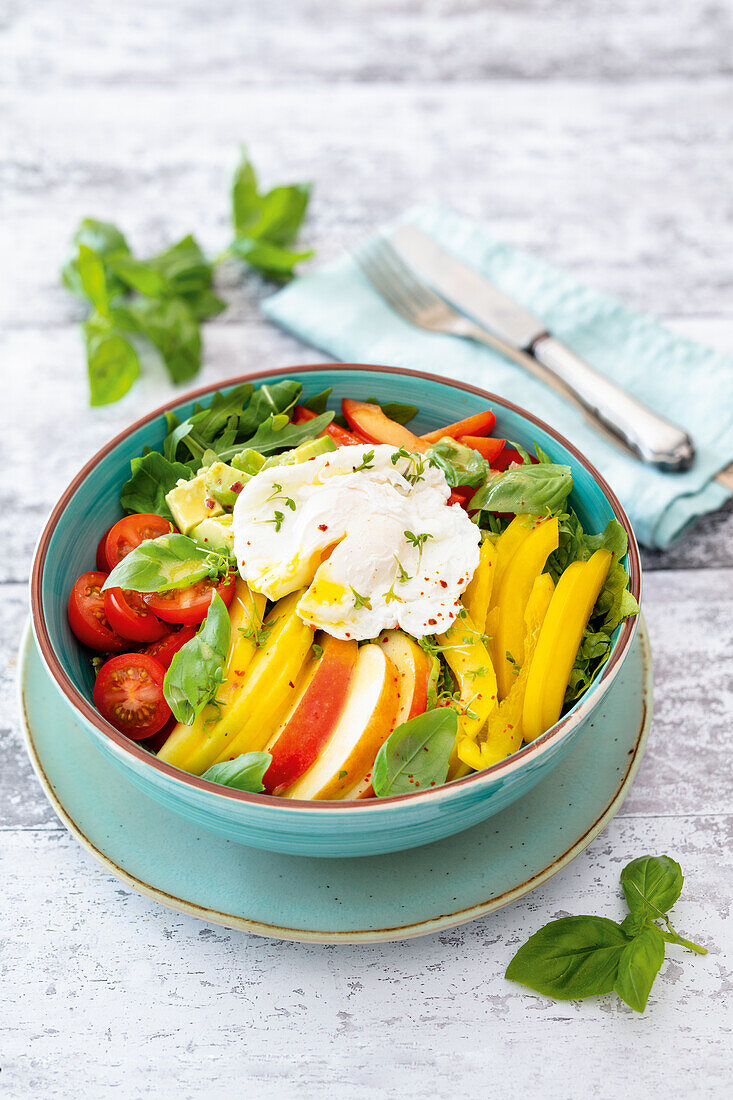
19,618 -> 652,944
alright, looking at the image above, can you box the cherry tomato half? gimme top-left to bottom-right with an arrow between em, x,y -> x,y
143,625 -> 198,669
143,572 -> 236,626
96,525 -> 115,571
94,653 -> 171,739
104,587 -> 168,643
105,513 -> 175,570
68,571 -> 128,653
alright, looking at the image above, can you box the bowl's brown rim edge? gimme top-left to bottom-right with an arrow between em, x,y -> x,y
29,362 -> 642,813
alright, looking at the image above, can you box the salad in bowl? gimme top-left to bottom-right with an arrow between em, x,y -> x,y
62,375 -> 639,805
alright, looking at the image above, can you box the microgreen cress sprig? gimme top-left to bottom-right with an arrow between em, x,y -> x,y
505,855 -> 707,1013
237,599 -> 278,649
352,450 -> 375,472
350,587 -> 372,610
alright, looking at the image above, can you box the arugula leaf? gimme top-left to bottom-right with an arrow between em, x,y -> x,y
236,380 -> 302,438
621,856 -> 684,921
228,149 -> 312,278
163,592 -> 231,725
372,708 -> 458,797
506,916 -> 630,1000
427,439 -> 489,488
83,319 -> 140,406
121,452 -> 192,519
303,388 -> 332,414
200,752 -> 272,793
614,926 -> 666,1012
221,410 -> 334,459
365,398 -> 418,425
101,533 -> 231,593
471,463 -> 573,515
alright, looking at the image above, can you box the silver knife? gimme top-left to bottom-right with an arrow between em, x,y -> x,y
392,224 -> 696,471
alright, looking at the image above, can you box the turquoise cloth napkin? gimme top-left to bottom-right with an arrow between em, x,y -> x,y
263,204 -> 733,548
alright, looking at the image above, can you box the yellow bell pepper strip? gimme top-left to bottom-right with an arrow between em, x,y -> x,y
157,578 -> 266,771
437,608 -> 498,778
480,573 -> 554,766
488,514 -> 542,610
195,589 -> 315,770
522,549 -> 612,743
462,539 -> 497,634
494,517 -> 559,700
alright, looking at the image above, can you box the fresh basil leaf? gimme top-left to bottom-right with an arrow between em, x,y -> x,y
427,439 -> 490,488
147,234 -> 213,298
101,533 -> 229,593
61,219 -> 130,299
163,592 -> 231,725
621,856 -> 684,921
121,452 -> 192,519
505,916 -> 630,1000
200,752 -> 272,792
223,410 -> 334,458
471,463 -> 573,515
83,319 -> 140,406
303,388 -> 332,415
77,246 -> 112,314
614,925 -> 666,1012
228,236 -> 313,279
107,255 -> 170,298
185,288 -> 227,321
372,708 -> 458,797
232,151 -> 311,246
128,297 -> 201,383
365,398 -> 418,426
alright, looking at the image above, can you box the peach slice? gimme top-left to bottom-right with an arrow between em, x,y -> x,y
341,399 -> 428,453
263,636 -> 358,794
283,643 -> 401,801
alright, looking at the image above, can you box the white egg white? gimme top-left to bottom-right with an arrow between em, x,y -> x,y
232,444 -> 481,640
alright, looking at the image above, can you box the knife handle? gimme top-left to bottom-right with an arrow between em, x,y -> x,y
529,335 -> 695,471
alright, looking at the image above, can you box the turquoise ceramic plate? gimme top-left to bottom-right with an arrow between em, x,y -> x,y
19,618 -> 651,943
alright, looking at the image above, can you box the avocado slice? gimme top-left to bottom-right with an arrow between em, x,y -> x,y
191,514 -> 235,553
204,461 -> 249,509
165,474 -> 224,535
262,436 -> 337,469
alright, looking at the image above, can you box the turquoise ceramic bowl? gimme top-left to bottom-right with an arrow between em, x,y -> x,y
30,365 -> 641,857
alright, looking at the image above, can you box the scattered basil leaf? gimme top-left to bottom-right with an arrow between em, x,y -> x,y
620,856 -> 684,921
163,592 -> 231,725
427,439 -> 489,488
101,533 -> 230,593
372,708 -> 458,797
62,219 -> 130,299
147,234 -> 213,298
614,926 -> 666,1013
200,752 -> 272,793
128,297 -> 201,383
471,463 -> 573,515
229,149 -> 312,278
506,916 -> 630,1000
120,452 -> 192,520
84,320 -> 140,406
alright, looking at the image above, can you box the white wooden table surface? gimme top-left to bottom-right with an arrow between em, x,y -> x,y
2,3 -> 732,1096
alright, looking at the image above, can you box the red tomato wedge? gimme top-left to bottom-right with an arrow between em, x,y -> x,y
458,435 -> 506,462
104,587 -> 168,643
105,513 -> 175,570
68,571 -> 127,652
447,488 -> 469,507
342,399 -> 428,452
491,447 -> 539,472
293,405 -> 366,446
420,410 -> 496,445
94,653 -> 171,739
143,625 -> 198,669
143,571 -> 236,626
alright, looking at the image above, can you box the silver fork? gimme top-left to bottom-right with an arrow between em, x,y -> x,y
353,235 -> 686,461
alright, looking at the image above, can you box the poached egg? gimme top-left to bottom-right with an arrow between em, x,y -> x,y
232,444 -> 480,640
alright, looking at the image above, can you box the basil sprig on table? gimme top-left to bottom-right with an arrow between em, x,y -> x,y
163,593 -> 231,726
372,708 -> 458,797
200,752 -> 272,793
506,855 -> 706,1013
101,534 -> 232,593
62,150 -> 313,405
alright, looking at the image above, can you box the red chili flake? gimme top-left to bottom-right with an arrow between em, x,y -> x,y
230,482 -> 243,494
318,524 -> 328,531
234,670 -> 246,677
428,618 -> 437,626
288,681 -> 294,689
345,632 -> 351,638
205,498 -> 216,510
439,580 -> 448,588
423,746 -> 429,751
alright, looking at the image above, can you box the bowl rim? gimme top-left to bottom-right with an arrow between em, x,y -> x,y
30,362 -> 641,812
